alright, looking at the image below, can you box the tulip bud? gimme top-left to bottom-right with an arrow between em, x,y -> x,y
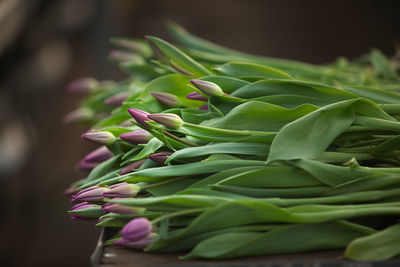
63,186 -> 78,196
150,92 -> 182,108
112,233 -> 157,249
127,109 -> 151,127
104,92 -> 130,107
148,152 -> 172,165
63,108 -> 93,124
102,183 -> 140,198
119,130 -> 151,145
190,79 -> 224,96
65,77 -> 98,93
76,160 -> 98,171
121,217 -> 152,241
83,146 -> 113,163
147,113 -> 184,129
71,186 -> 109,203
198,104 -> 209,111
102,202 -> 144,215
69,202 -> 103,221
82,131 -> 116,145
186,92 -> 208,101
120,160 -> 145,175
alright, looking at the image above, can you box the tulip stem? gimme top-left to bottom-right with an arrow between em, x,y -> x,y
141,176 -> 190,189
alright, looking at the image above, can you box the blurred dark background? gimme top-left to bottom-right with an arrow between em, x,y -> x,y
0,0 -> 398,266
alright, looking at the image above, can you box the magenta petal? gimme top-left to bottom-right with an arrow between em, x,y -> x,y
127,109 -> 151,126
121,218 -> 152,241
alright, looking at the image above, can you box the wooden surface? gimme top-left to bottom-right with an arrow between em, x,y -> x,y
92,229 -> 400,267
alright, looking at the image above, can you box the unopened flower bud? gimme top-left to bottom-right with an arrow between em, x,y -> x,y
190,79 -> 224,96
102,202 -> 144,215
120,160 -> 146,175
148,152 -> 172,165
119,130 -> 151,145
127,109 -> 151,127
104,92 -> 130,107
69,202 -> 103,221
76,160 -> 98,171
112,233 -> 157,249
71,186 -> 109,203
121,218 -> 152,241
150,92 -> 182,108
83,146 -> 113,163
186,92 -> 208,101
102,183 -> 140,198
198,104 -> 209,111
147,113 -> 184,129
82,131 -> 116,145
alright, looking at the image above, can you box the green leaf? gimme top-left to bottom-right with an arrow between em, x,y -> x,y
216,62 -> 292,80
345,223 -> 400,261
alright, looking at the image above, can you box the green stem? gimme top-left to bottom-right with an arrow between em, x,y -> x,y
151,208 -> 206,225
141,176 -> 189,189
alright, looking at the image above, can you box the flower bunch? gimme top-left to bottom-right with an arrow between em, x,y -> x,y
65,22 -> 400,261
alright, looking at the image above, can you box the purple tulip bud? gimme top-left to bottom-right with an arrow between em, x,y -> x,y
147,113 -> 184,129
127,109 -> 151,127
148,152 -> 172,165
76,160 -> 98,171
112,233 -> 157,249
83,146 -> 113,163
82,131 -> 116,145
65,77 -> 98,93
198,104 -> 209,111
72,186 -> 109,203
102,183 -> 140,198
190,79 -> 224,96
102,203 -> 144,215
104,92 -> 130,107
69,202 -> 101,221
121,218 -> 152,241
186,92 -> 208,101
150,92 -> 182,108
119,130 -> 151,145
63,186 -> 78,196
120,160 -> 146,175
63,108 -> 93,124
109,50 -> 139,63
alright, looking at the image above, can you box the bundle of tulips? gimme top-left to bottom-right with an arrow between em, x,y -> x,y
65,22 -> 400,261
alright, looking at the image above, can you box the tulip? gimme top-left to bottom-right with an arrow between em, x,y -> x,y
119,130 -> 151,145
112,233 -> 157,249
65,77 -> 98,93
198,104 -> 209,111
83,146 -> 112,163
120,160 -> 145,175
190,79 -> 224,96
147,113 -> 184,129
69,202 -> 103,221
76,160 -> 98,171
186,92 -> 208,101
104,92 -> 130,106
150,92 -> 182,108
72,186 -> 109,203
102,183 -> 140,198
82,131 -> 116,145
148,152 -> 172,165
102,202 -> 144,215
121,218 -> 152,241
127,109 -> 151,127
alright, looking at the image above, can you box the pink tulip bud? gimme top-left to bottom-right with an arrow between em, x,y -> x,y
83,146 -> 113,163
104,92 -> 130,107
148,152 -> 172,165
112,233 -> 157,249
190,79 -> 224,96
120,160 -> 145,175
121,218 -> 152,241
69,202 -> 103,221
147,113 -> 184,129
82,131 -> 116,145
102,183 -> 140,198
119,130 -> 151,145
71,186 -> 109,203
65,77 -> 98,93
150,92 -> 182,108
127,109 -> 151,127
186,92 -> 208,101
